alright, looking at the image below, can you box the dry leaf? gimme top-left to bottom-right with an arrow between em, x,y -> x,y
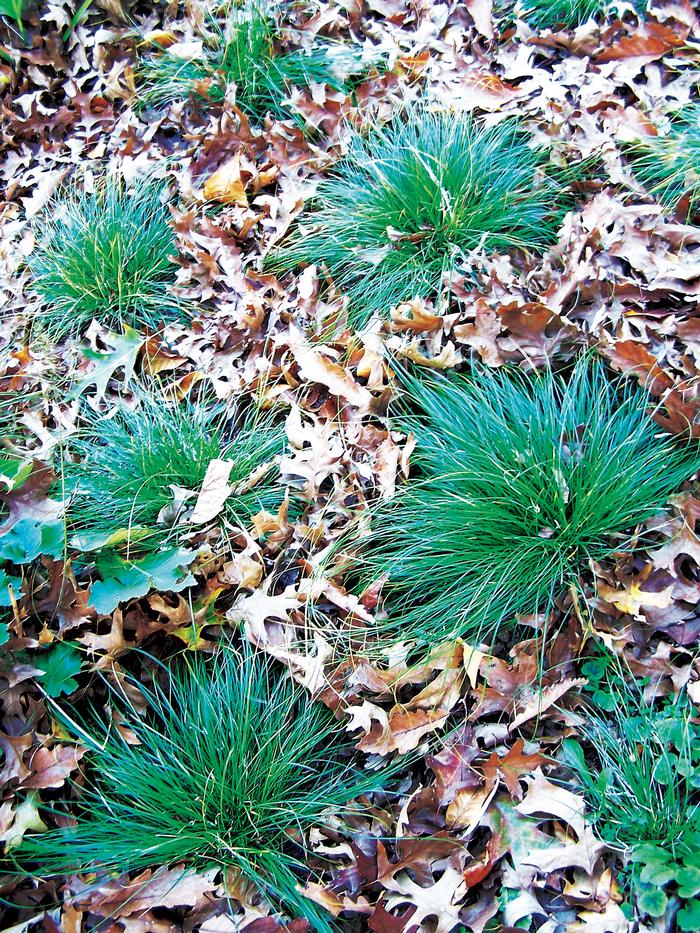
203,154 -> 249,206
190,458 -> 234,524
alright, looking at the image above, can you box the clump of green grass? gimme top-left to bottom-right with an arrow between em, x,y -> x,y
270,109 -> 576,329
62,386 -> 284,551
498,0 -> 646,30
16,645 -> 397,931
334,357 -> 700,647
28,178 -> 180,340
563,677 -> 700,929
629,104 -> 700,217
139,0 -> 371,121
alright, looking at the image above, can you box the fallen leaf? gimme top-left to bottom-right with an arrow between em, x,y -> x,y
598,580 -> 674,616
190,458 -> 234,524
481,739 -> 554,800
20,743 -> 85,789
203,153 -> 249,206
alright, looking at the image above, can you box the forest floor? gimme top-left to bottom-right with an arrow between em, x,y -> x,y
1,1 -> 700,932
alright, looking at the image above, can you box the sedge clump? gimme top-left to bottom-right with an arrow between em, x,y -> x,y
335,357 -> 700,647
28,178 -> 180,340
270,108 -> 576,328
17,646 -> 398,931
139,0 -> 373,121
62,386 -> 284,551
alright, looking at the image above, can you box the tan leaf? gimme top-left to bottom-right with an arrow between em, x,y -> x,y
446,778 -> 498,831
95,0 -> 128,21
396,50 -> 431,75
221,553 -> 263,590
481,739 -> 554,799
602,339 -> 674,394
650,525 -> 700,576
509,677 -> 586,732
595,22 -> 684,62
396,341 -> 460,369
516,769 -> 587,836
357,666 -> 466,755
73,866 -> 219,917
203,154 -> 248,206
190,458 -> 234,525
0,792 -> 47,848
391,300 -> 444,332
463,644 -> 488,688
226,581 -> 302,644
598,581 -> 673,616
454,301 -> 503,366
166,40 -> 205,60
289,330 -> 372,410
383,865 -> 467,933
139,30 -> 177,48
466,0 -> 494,38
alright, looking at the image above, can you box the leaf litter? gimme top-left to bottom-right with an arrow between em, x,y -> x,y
0,0 -> 700,931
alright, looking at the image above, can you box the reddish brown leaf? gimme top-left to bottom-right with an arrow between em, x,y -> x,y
594,22 -> 685,62
601,340 -> 674,394
20,744 -> 85,790
481,739 -> 554,800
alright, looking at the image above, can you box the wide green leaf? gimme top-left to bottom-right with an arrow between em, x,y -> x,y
0,518 -> 64,564
89,547 -> 198,614
35,642 -> 82,698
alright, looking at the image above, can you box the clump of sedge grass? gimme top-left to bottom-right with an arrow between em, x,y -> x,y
270,108 -> 576,329
28,178 -> 180,341
16,646 -> 397,931
563,674 -> 700,928
335,357 -> 700,647
62,386 -> 284,551
500,0 -> 646,30
629,104 -> 700,217
139,0 -> 370,121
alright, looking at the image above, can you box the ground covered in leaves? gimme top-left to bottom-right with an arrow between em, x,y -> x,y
1,0 -> 700,931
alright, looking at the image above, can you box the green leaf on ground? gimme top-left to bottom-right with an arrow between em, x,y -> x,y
635,883 -> 668,918
0,456 -> 33,491
89,547 -> 198,615
0,568 -> 21,605
0,518 -> 64,564
35,642 -> 83,697
678,898 -> 700,932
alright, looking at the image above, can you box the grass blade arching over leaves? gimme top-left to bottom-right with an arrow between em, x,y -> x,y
270,108 -> 577,329
62,385 -> 285,552
628,104 -> 700,217
28,176 -> 181,340
138,0 -> 371,121
337,357 -> 700,647
16,645 -> 398,931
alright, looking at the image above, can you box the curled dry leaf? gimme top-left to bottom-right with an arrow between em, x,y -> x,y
190,458 -> 234,525
202,154 -> 249,207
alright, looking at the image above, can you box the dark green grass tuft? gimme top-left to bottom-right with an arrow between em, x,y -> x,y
62,386 -> 285,551
270,109 -> 576,329
28,178 -> 180,340
628,104 -> 700,216
16,646 -> 397,931
334,357 -> 700,647
498,0 -> 647,30
139,0 -> 370,121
